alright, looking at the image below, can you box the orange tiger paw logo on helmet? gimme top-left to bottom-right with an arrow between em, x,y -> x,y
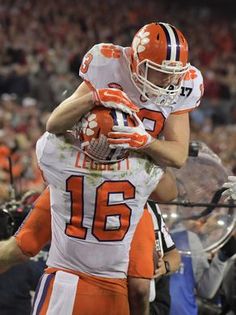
184,69 -> 198,80
132,28 -> 150,59
100,44 -> 121,59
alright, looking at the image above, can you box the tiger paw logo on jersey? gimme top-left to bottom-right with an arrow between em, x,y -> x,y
184,69 -> 198,81
132,28 -> 150,58
100,44 -> 121,59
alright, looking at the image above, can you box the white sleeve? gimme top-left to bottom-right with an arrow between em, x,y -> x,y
172,66 -> 204,113
35,132 -> 49,168
36,132 -> 58,168
79,43 -> 123,90
35,132 -> 62,185
79,44 -> 110,88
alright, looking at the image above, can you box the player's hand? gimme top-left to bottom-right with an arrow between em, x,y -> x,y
153,256 -> 167,279
222,176 -> 236,201
92,88 -> 139,116
0,237 -> 28,274
108,114 -> 155,150
81,134 -> 112,162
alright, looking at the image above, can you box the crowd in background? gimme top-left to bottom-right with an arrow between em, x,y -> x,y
0,0 -> 236,201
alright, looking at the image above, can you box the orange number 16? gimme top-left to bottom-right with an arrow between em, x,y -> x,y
65,176 -> 135,242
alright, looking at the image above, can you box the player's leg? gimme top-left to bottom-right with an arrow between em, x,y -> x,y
73,272 -> 129,315
128,277 -> 150,315
128,208 -> 156,315
32,269 -> 129,315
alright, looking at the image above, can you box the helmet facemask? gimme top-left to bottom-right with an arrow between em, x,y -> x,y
131,58 -> 190,107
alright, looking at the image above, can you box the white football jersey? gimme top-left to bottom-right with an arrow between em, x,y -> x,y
79,43 -> 204,139
36,132 -> 163,278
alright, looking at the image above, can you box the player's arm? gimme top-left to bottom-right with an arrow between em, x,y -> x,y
197,236 -> 236,299
15,187 -> 51,257
109,112 -> 190,169
0,188 -> 51,274
0,237 -> 28,273
46,82 -> 94,134
163,248 -> 180,274
150,168 -> 178,202
143,112 -> 190,168
154,248 -> 180,278
46,82 -> 139,135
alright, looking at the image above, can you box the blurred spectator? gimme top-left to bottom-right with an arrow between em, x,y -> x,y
220,233 -> 236,315
168,229 -> 235,315
197,233 -> 236,315
0,94 -> 46,203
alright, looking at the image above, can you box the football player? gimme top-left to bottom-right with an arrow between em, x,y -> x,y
0,105 -> 178,315
47,22 -> 203,168
45,21 -> 203,314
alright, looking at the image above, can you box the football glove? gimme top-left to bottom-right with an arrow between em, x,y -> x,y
222,176 -> 236,201
92,88 -> 139,116
81,134 -> 112,162
108,114 -> 155,150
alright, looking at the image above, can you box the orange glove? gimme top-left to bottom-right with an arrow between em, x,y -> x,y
108,114 -> 154,150
93,88 -> 139,116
